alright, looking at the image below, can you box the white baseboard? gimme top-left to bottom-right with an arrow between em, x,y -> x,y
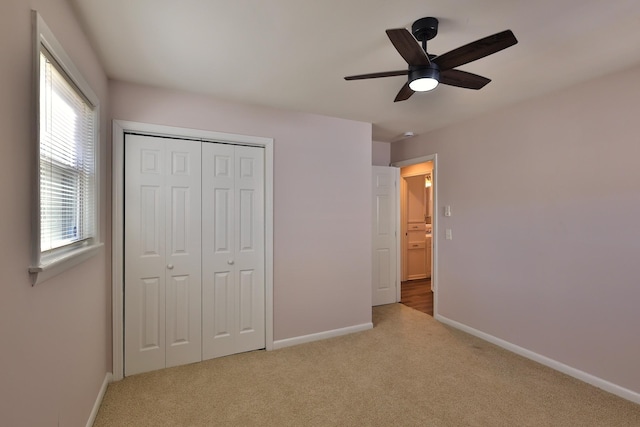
272,322 -> 373,350
435,314 -> 640,404
86,372 -> 112,427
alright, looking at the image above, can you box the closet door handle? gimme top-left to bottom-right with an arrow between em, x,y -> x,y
227,260 -> 235,265
167,264 -> 174,270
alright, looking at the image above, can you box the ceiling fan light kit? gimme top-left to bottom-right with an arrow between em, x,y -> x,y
408,64 -> 440,92
344,17 -> 518,102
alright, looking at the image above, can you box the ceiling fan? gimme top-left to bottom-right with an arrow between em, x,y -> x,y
344,17 -> 518,102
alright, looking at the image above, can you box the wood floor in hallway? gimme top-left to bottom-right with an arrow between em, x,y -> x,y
401,278 -> 433,316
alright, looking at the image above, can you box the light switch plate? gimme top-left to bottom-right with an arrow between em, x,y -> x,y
444,205 -> 451,217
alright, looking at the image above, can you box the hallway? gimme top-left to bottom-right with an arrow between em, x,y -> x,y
400,278 -> 433,316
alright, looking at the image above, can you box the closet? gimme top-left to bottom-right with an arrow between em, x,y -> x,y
124,134 -> 265,376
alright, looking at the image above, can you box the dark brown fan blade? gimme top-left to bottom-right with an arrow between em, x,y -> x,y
344,70 -> 408,80
439,69 -> 491,90
386,28 -> 430,66
394,82 -> 414,102
433,30 -> 517,71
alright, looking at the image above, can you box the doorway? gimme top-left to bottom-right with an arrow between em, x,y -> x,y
392,155 -> 437,317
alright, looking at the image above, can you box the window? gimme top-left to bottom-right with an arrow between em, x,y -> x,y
29,11 -> 101,285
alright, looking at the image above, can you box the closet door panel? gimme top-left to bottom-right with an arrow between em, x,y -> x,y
125,135 -> 202,375
214,188 -> 232,253
213,272 -> 232,338
202,143 -> 265,359
239,189 -> 255,251
234,146 -> 265,353
165,140 -> 202,368
166,274 -> 191,344
139,278 -> 162,347
124,135 -> 167,376
239,269 -> 256,332
202,143 -> 236,359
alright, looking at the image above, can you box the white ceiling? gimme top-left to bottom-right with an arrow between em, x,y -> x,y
70,0 -> 640,142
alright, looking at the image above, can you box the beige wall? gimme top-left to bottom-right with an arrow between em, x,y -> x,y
372,140 -> 390,166
392,64 -> 640,394
109,81 -> 373,342
0,1 -> 111,426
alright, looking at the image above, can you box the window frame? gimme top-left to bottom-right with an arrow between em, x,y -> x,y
29,11 -> 102,285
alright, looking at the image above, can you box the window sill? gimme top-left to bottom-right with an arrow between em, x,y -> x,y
29,243 -> 103,286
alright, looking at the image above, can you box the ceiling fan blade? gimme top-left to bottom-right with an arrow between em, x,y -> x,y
439,69 -> 491,90
433,30 -> 517,70
394,82 -> 414,102
344,70 -> 408,80
385,28 -> 430,66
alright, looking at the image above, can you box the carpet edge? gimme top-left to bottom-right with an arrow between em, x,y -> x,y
436,314 -> 640,404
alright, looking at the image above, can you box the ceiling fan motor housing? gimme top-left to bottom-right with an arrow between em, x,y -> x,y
409,64 -> 440,83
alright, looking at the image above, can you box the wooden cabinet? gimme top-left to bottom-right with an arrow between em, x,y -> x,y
407,223 -> 423,231
406,246 -> 427,280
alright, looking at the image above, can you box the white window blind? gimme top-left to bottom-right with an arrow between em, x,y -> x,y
39,49 -> 96,254
30,11 -> 101,285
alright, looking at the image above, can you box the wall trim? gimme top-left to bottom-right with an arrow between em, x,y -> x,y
272,322 -> 373,350
86,372 -> 112,427
436,314 -> 640,404
112,120 -> 275,380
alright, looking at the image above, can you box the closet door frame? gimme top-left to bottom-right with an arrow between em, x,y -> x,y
112,120 -> 274,381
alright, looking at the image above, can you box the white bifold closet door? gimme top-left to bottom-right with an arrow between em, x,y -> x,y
124,134 -> 265,376
124,134 -> 202,376
202,143 -> 265,360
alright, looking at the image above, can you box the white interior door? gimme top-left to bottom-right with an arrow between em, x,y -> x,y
124,134 -> 202,376
202,143 -> 265,359
372,166 -> 398,306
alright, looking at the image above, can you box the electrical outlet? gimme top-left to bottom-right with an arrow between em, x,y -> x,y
445,228 -> 453,240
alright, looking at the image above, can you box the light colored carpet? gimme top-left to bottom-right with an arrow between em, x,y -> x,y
95,304 -> 640,426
